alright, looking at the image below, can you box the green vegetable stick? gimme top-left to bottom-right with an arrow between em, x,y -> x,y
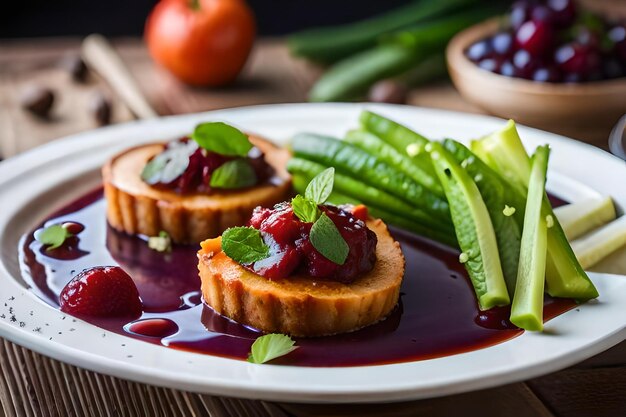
344,129 -> 444,197
288,159 -> 439,226
571,215 -> 626,269
291,134 -> 450,222
554,197 -> 616,241
429,142 -> 510,310
358,110 -> 453,213
292,174 -> 458,247
309,44 -> 417,102
308,9 -> 495,102
289,160 -> 454,240
471,121 -> 599,301
287,0 -> 481,63
360,110 -> 430,153
510,146 -> 550,331
470,120 -> 531,198
442,139 -> 524,297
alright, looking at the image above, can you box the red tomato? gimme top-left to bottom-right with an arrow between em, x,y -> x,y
145,0 -> 256,86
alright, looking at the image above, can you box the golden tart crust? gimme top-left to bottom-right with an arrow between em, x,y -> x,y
103,136 -> 291,244
198,218 -> 405,337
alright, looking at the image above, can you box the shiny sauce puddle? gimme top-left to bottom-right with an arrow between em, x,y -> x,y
19,188 -> 576,367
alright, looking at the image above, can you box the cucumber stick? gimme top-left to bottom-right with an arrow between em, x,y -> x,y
344,129 -> 443,197
287,0 -> 480,63
309,44 -> 417,102
470,120 -> 530,197
471,121 -> 599,300
291,133 -> 450,222
429,142 -> 510,310
287,158 -> 454,237
442,139 -> 523,297
308,9 -> 495,101
359,110 -> 441,194
291,171 -> 457,247
554,197 -> 616,240
510,146 -> 550,331
571,215 -> 626,269
360,110 -> 430,151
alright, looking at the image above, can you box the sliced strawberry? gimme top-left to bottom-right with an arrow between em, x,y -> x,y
60,266 -> 142,318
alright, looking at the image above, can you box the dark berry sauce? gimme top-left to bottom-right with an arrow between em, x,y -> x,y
18,188 -> 576,367
146,138 -> 273,194
246,203 -> 377,282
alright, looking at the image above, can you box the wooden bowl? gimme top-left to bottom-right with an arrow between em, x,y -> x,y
446,19 -> 626,145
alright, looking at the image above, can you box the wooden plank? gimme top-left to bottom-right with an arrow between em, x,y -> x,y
279,383 -> 555,417
528,367 -> 626,417
0,39 -> 134,158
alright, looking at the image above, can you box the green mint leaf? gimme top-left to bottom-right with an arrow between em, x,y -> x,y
35,224 -> 72,250
291,195 -> 320,223
310,213 -> 349,265
305,167 -> 335,204
247,334 -> 297,364
222,227 -> 270,265
141,140 -> 198,185
148,231 -> 172,253
210,159 -> 257,189
191,122 -> 252,157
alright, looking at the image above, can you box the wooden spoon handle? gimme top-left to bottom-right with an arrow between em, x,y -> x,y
82,34 -> 159,120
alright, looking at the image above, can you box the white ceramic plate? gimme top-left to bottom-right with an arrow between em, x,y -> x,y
0,103 -> 625,404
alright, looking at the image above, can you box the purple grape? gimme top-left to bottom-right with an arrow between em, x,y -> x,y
555,42 -> 600,76
466,39 -> 494,62
532,66 -> 561,82
478,58 -> 501,73
515,20 -> 554,57
576,27 -> 601,49
513,49 -> 535,78
609,25 -> 626,62
609,25 -> 626,44
603,59 -> 625,79
563,72 -> 582,83
500,61 -> 516,77
510,1 -> 532,30
492,32 -> 514,57
547,0 -> 577,28
531,5 -> 554,23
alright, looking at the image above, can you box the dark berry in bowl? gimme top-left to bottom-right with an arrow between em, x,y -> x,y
513,49 -> 536,79
547,0 -> 576,28
603,59 -> 625,79
608,25 -> 626,62
478,58 -> 502,73
515,19 -> 554,57
463,0 -> 625,84
492,32 -> 514,57
466,39 -> 493,62
530,5 -> 554,24
555,43 -> 601,78
510,1 -> 532,30
532,66 -> 561,82
499,60 -> 516,77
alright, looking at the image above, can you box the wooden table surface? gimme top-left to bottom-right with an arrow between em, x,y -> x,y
0,38 -> 625,417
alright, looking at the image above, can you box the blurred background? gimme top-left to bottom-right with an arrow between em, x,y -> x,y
1,0 -> 625,160
1,0 -> 410,37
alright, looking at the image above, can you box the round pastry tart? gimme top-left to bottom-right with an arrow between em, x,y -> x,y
103,122 -> 291,244
198,169 -> 405,337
